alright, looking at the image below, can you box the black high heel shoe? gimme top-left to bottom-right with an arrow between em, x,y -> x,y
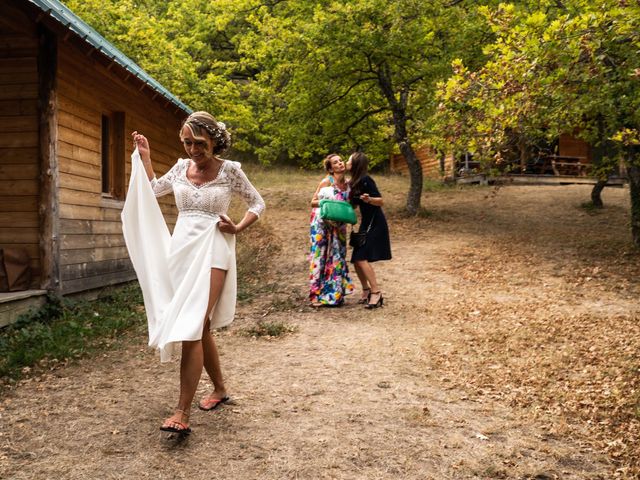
357,288 -> 371,305
365,291 -> 383,309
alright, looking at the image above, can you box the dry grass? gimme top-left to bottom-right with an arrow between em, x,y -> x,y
404,183 -> 640,478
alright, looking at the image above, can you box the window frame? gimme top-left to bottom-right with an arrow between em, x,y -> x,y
100,111 -> 125,200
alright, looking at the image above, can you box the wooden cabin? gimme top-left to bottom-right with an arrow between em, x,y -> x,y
390,135 -> 594,180
548,133 -> 592,176
0,0 -> 190,325
389,146 -> 455,180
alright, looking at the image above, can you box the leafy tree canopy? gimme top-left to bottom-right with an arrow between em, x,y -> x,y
63,0 -> 640,230
65,0 -> 257,150
226,0 -> 492,168
435,0 -> 640,165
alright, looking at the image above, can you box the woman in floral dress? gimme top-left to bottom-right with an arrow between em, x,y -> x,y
308,153 -> 354,307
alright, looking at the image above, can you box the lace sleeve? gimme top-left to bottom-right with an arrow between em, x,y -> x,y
227,163 -> 265,216
150,159 -> 185,197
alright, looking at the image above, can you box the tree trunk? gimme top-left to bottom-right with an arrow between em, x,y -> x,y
590,179 -> 607,208
627,161 -> 640,247
589,115 -> 607,208
517,135 -> 528,174
398,139 -> 423,215
376,63 -> 423,214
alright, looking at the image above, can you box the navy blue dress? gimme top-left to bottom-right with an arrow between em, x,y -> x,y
350,175 -> 392,263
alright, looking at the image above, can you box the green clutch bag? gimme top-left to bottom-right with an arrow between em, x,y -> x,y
319,199 -> 357,224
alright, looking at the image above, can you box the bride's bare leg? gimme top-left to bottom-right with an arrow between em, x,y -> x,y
199,268 -> 227,410
162,268 -> 226,429
202,268 -> 228,403
161,339 -> 204,431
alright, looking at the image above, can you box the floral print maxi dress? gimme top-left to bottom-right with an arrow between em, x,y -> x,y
308,180 -> 354,305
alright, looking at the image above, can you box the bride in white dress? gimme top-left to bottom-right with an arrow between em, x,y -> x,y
125,111 -> 265,435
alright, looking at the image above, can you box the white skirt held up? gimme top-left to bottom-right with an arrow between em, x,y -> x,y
121,149 -> 237,362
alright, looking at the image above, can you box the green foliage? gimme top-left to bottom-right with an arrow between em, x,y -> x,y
433,0 -> 640,245
64,0 -> 253,148
61,0 -> 640,223
61,0 -> 500,213
433,0 -> 640,244
0,284 -> 145,383
435,0 -> 640,169
229,0 -> 493,168
64,1 -> 494,177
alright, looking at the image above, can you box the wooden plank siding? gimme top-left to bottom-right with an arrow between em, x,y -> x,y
0,0 -> 188,297
558,133 -> 591,162
0,2 -> 41,287
390,145 -> 455,179
56,43 -> 186,294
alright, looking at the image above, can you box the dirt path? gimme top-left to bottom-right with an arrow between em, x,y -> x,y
2,183 -> 637,479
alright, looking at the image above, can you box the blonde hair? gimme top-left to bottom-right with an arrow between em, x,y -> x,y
181,111 -> 231,154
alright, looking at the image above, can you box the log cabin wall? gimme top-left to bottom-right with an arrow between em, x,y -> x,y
558,133 -> 591,162
56,40 -> 186,294
390,145 -> 454,179
0,3 -> 41,288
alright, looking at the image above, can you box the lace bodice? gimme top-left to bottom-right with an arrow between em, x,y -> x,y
151,158 -> 265,218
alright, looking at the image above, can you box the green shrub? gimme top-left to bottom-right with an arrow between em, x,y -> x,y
0,284 -> 145,384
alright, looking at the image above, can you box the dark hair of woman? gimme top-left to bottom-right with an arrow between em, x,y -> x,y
348,152 -> 369,200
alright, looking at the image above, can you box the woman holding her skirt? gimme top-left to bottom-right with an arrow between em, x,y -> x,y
125,111 -> 265,435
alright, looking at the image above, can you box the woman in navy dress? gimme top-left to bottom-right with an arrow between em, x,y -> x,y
347,152 -> 391,308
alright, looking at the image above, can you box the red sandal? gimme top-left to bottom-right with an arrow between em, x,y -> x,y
198,395 -> 230,411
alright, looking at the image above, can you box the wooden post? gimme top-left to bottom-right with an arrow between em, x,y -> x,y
37,25 -> 61,293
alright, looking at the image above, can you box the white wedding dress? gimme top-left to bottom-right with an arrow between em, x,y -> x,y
121,149 -> 265,362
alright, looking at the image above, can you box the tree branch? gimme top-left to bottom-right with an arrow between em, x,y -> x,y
312,77 -> 378,114
377,61 -> 398,109
343,108 -> 388,137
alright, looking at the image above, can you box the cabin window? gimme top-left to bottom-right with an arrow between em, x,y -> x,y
100,112 -> 125,199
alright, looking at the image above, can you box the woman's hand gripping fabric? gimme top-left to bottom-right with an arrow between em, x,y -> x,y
218,214 -> 237,234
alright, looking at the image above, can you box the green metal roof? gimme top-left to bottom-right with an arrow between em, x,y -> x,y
27,0 -> 192,114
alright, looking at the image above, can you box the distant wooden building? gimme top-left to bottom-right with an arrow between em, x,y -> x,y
390,135 -> 594,179
389,146 -> 455,179
1,0 -> 190,323
557,133 -> 591,162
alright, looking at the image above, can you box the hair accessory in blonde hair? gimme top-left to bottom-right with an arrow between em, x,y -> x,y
188,118 -> 228,143
183,112 -> 231,154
